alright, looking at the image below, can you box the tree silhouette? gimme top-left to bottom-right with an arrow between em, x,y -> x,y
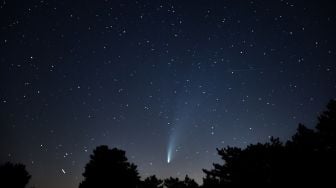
164,176 -> 198,188
203,99 -> 336,187
164,177 -> 185,188
0,162 -> 31,188
316,99 -> 336,183
141,175 -> 163,188
79,145 -> 140,188
286,99 -> 336,185
316,99 -> 336,150
202,138 -> 286,186
182,175 -> 198,188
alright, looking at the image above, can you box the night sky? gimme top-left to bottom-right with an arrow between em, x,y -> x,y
1,0 -> 336,187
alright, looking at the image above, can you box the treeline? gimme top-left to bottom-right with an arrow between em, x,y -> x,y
1,100 -> 336,188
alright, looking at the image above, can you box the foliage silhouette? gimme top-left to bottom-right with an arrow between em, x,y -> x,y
164,176 -> 198,188
0,162 -> 31,188
202,138 -> 286,186
141,175 -> 163,188
181,175 -> 199,188
202,99 -> 336,187
286,99 -> 336,185
164,177 -> 185,188
79,145 -> 140,188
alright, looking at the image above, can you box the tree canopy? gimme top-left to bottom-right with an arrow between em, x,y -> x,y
0,162 -> 31,188
79,145 -> 140,188
202,99 -> 336,187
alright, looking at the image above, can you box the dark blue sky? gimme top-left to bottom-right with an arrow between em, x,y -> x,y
1,0 -> 335,187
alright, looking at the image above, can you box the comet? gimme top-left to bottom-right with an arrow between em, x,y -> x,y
167,151 -> 171,163
167,135 -> 175,164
